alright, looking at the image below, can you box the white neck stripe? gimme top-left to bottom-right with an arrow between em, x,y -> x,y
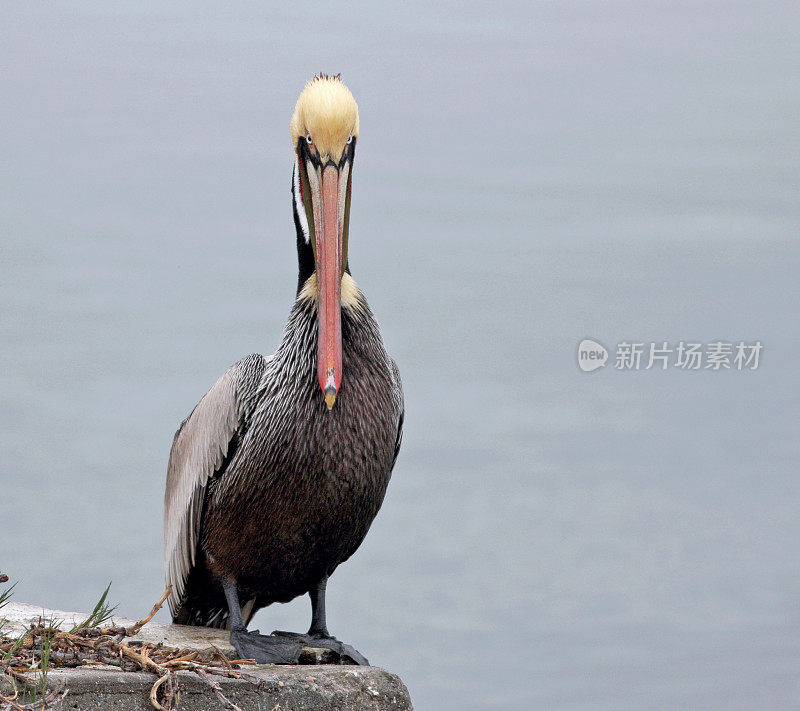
293,157 -> 310,244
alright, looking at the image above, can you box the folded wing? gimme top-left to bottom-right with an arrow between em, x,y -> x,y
163,354 -> 266,618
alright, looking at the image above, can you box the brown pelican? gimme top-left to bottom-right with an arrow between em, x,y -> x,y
163,75 -> 403,665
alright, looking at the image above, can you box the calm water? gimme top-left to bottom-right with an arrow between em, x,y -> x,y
2,3 -> 799,709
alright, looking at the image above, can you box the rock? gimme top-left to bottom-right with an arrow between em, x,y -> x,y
1,602 -> 413,710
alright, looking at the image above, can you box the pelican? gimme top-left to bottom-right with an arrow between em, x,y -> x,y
163,75 -> 403,665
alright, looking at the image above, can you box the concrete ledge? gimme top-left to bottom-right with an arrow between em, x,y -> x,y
42,666 -> 411,710
1,602 -> 413,710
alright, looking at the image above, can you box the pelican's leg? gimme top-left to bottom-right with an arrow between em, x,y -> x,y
272,577 -> 370,666
222,577 -> 301,664
308,576 -> 330,636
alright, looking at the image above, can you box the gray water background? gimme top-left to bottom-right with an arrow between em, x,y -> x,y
2,2 -> 799,709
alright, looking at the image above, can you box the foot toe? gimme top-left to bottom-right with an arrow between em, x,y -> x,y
304,634 -> 370,666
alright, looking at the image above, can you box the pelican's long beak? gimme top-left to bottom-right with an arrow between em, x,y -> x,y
313,163 -> 344,409
291,75 -> 359,409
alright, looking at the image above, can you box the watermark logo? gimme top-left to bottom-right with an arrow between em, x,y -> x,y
577,339 -> 609,372
578,339 -> 763,372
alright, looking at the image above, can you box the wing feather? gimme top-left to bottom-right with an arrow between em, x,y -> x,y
163,355 -> 265,617
388,357 -> 404,471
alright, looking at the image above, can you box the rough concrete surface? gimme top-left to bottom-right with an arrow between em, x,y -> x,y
45,666 -> 412,711
2,602 -> 413,710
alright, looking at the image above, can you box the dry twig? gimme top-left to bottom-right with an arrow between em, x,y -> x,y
124,587 -> 171,637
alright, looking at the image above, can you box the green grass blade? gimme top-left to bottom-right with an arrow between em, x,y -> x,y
70,583 -> 117,632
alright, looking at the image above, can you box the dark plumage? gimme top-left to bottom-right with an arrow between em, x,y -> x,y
167,293 -> 403,629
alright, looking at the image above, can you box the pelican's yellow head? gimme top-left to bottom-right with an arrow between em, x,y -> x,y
290,75 -> 361,411
290,74 -> 359,164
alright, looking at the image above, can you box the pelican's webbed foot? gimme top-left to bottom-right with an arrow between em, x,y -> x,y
222,577 -> 369,665
229,628 -> 303,664
272,630 -> 370,666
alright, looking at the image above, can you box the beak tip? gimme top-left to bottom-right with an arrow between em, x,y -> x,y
324,387 -> 337,410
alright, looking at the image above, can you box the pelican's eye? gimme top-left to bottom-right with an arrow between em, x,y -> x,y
346,135 -> 353,145
305,133 -> 313,145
